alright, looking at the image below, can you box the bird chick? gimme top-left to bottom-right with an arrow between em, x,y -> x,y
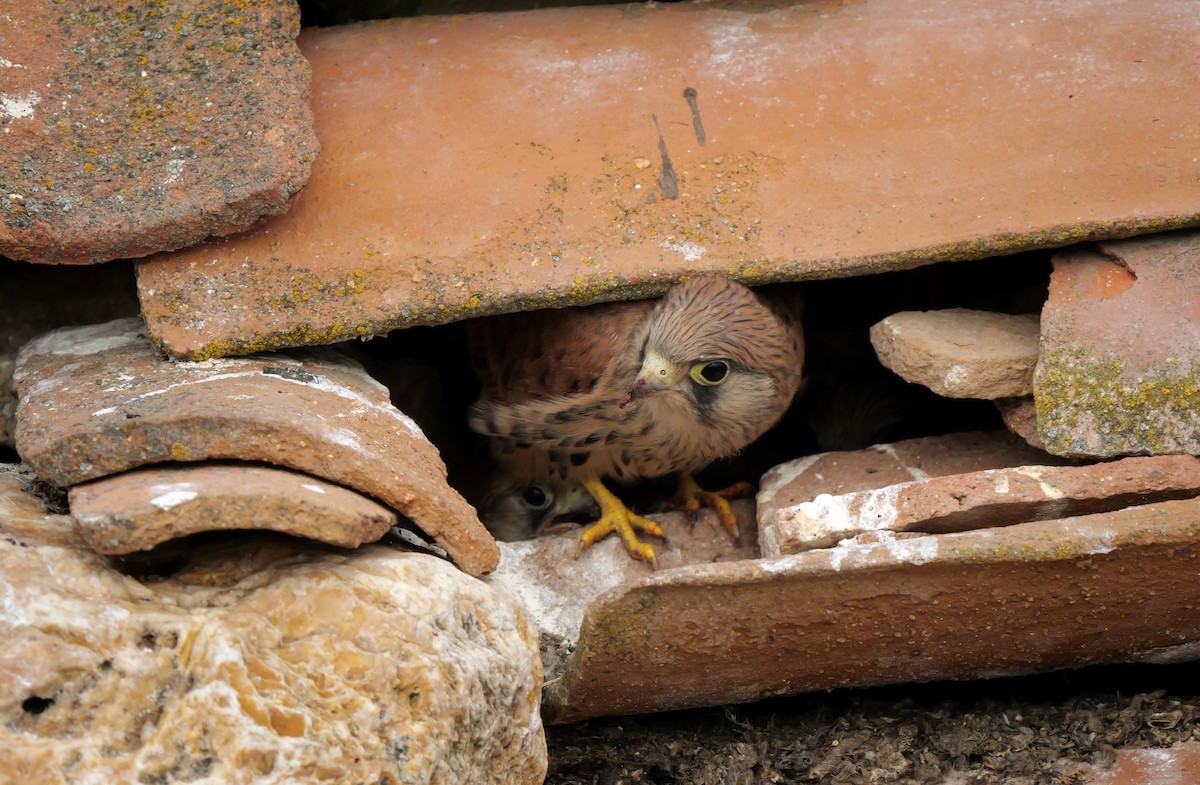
480,477 -> 599,542
469,275 -> 804,563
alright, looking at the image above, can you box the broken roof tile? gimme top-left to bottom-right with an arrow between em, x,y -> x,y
546,498 -> 1200,721
0,0 -> 317,264
68,464 -> 398,554
871,310 -> 1040,399
1035,231 -> 1200,457
136,0 -> 1200,359
13,319 -> 498,575
768,455 -> 1200,554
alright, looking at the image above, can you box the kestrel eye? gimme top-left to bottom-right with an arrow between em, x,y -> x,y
520,484 -> 553,511
689,360 -> 731,386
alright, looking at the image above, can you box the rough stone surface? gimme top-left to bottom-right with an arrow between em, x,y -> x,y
545,498 -> 1200,722
870,309 -> 1041,399
0,0 -> 317,264
756,430 -> 1061,540
136,0 -> 1200,359
0,472 -> 546,785
997,395 -> 1046,450
68,463 -> 398,554
0,463 -> 78,547
1035,231 -> 1200,457
14,319 -> 498,576
0,261 -> 139,446
489,501 -> 757,685
768,455 -> 1200,554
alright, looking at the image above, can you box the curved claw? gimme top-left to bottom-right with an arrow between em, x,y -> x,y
576,477 -> 666,567
672,475 -> 754,544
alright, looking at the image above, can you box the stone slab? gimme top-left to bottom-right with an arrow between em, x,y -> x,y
489,501 -> 757,684
756,430 -> 1061,542
871,309 -> 1040,399
136,0 -> 1200,359
0,479 -> 545,785
13,319 -> 498,576
0,0 -> 317,264
1035,231 -> 1200,457
545,497 -> 1200,722
768,455 -> 1200,554
68,463 -> 399,554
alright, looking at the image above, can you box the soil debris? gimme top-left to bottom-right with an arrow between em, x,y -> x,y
546,664 -> 1200,784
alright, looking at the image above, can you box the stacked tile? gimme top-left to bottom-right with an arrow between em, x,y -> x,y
0,468 -> 545,785
13,319 -> 498,576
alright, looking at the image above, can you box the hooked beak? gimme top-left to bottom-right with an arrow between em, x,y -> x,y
619,350 -> 683,408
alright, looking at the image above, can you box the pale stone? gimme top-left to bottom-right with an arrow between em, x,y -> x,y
0,469 -> 546,785
870,309 -> 1040,399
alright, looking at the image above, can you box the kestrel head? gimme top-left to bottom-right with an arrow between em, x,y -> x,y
621,276 -> 803,434
480,477 -> 600,541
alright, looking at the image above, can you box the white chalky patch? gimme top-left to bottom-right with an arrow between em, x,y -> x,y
662,239 -> 706,261
943,364 -> 969,390
871,443 -> 931,481
150,490 -> 198,510
1013,465 -> 1064,499
25,319 -> 143,358
328,427 -> 365,454
488,539 -> 628,643
1,91 -> 39,118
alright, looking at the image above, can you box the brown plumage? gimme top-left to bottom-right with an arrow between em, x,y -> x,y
469,275 -> 804,558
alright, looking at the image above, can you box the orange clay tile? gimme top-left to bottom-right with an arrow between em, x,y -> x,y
136,0 -> 1200,359
543,497 -> 1200,722
0,0 -> 317,265
68,464 -> 398,554
1035,231 -> 1200,457
13,319 -> 498,576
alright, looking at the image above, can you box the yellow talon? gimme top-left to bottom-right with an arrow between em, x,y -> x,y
578,477 -> 665,566
673,474 -> 753,543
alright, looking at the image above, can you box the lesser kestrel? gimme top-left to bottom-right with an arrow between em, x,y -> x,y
469,275 -> 804,562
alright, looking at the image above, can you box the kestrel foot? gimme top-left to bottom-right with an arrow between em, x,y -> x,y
672,474 -> 754,544
577,477 -> 666,567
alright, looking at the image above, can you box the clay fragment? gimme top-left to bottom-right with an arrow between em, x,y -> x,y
68,463 -> 398,554
14,319 -> 498,575
870,309 -> 1040,399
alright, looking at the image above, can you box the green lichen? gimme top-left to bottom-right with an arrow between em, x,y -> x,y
1036,347 -> 1200,456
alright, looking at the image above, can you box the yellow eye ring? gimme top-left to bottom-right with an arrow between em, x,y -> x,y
689,360 -> 731,386
519,484 -> 553,511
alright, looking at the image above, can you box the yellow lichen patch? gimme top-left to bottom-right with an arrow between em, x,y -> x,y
1035,347 -> 1200,456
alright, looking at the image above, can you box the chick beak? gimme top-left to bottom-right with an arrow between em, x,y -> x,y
619,351 -> 682,408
